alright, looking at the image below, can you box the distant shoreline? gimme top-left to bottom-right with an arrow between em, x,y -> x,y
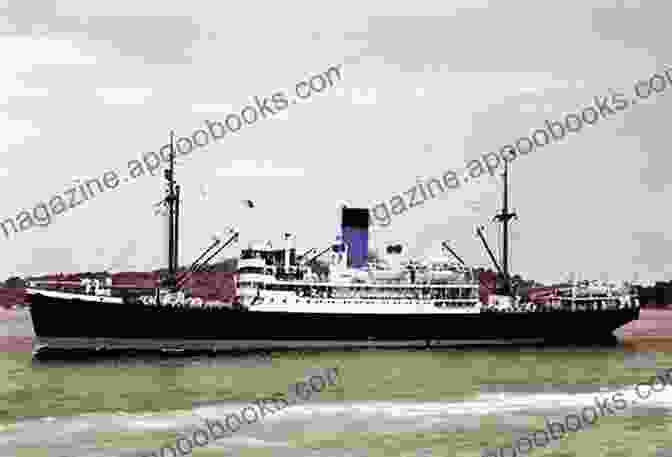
0,307 -> 23,321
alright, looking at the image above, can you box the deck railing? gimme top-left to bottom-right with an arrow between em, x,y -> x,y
26,280 -> 157,297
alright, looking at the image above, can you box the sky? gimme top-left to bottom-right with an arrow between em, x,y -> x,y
0,0 -> 670,285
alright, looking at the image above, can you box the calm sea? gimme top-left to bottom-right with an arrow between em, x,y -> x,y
1,309 -> 672,457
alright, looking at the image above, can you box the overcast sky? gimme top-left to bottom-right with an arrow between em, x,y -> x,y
1,0 -> 669,285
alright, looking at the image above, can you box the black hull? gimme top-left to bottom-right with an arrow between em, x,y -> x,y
28,293 -> 640,351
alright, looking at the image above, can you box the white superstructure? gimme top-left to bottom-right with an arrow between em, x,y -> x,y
235,239 -> 483,314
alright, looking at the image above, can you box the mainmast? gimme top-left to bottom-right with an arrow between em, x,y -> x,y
493,159 -> 517,294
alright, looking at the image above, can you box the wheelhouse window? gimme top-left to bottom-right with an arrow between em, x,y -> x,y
240,249 -> 263,260
239,266 -> 265,275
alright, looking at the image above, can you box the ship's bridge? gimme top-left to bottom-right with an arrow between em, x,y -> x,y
238,254 -> 271,275
237,245 -> 275,306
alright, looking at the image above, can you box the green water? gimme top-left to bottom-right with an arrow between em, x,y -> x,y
4,347 -> 672,456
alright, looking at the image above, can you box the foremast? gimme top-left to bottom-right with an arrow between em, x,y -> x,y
161,131 -> 180,291
153,131 -> 240,300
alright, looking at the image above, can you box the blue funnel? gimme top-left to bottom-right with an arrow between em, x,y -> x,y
341,208 -> 369,268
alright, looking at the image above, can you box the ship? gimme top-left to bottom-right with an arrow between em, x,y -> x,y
25,137 -> 640,355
